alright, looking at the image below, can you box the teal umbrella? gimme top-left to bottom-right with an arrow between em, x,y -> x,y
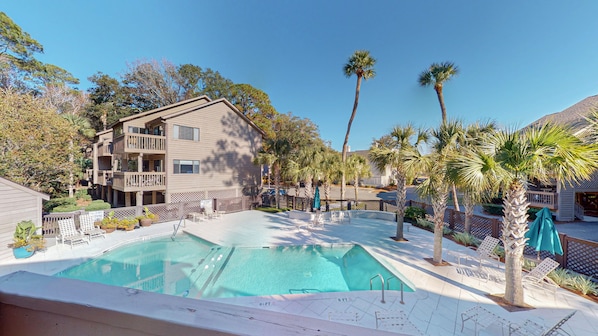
313,186 -> 321,210
525,207 -> 563,257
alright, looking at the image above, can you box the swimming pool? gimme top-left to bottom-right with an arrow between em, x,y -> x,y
56,234 -> 414,299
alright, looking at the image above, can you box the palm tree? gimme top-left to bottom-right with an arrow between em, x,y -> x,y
370,125 -> 428,241
346,154 -> 372,205
62,114 -> 95,198
254,139 -> 290,208
417,121 -> 463,262
419,61 -> 460,213
319,150 -> 342,208
450,123 -> 598,306
418,62 -> 459,123
341,50 -> 376,204
296,146 -> 324,210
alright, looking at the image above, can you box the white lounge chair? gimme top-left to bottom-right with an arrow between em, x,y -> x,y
522,257 -> 560,293
57,218 -> 90,248
328,311 -> 359,325
509,310 -> 576,336
79,214 -> 106,240
470,236 -> 501,268
461,305 -> 508,335
375,310 -> 424,335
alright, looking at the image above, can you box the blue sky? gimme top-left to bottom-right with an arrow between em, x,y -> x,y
4,1 -> 598,151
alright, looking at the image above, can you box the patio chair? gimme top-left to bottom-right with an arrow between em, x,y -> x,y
469,236 -> 501,268
57,218 -> 90,248
375,310 -> 424,335
79,214 -> 106,240
509,310 -> 576,336
204,207 -> 216,219
461,305 -> 509,335
522,257 -> 560,293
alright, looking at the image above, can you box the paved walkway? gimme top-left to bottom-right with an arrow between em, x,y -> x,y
1,210 -> 597,335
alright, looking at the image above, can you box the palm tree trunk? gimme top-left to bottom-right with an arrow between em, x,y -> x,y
464,190 -> 474,234
452,183 -> 460,211
434,85 -> 447,123
274,164 -> 281,209
502,181 -> 529,306
394,174 -> 407,240
353,176 -> 359,205
432,187 -> 449,263
304,178 -> 313,211
341,76 -> 363,203
68,139 -> 74,198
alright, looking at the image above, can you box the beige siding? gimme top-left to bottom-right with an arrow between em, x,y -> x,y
557,171 -> 598,221
0,182 -> 45,262
122,97 -> 211,131
165,103 -> 262,196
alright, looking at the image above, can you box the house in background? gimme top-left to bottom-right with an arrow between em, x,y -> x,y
87,96 -> 264,207
527,94 -> 598,221
349,150 -> 393,187
0,177 -> 49,262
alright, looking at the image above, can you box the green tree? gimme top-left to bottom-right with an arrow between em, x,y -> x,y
228,83 -> 278,138
370,125 -> 428,241
319,149 -> 342,204
62,114 -> 96,197
0,89 -> 76,195
346,154 -> 372,205
417,121 -> 464,262
418,62 -> 459,123
0,12 -> 78,92
450,123 -> 598,306
254,139 -> 291,208
341,50 -> 376,203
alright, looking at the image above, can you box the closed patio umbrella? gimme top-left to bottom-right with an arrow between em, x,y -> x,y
313,186 -> 321,210
525,207 -> 563,258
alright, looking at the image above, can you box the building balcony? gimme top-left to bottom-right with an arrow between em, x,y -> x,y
112,172 -> 166,192
97,141 -> 112,157
112,133 -> 166,155
97,170 -> 114,186
527,190 -> 558,210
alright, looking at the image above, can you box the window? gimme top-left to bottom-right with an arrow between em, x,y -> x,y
173,125 -> 199,141
173,160 -> 199,174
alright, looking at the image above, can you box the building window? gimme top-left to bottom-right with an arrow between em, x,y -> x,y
173,160 -> 199,174
173,125 -> 199,141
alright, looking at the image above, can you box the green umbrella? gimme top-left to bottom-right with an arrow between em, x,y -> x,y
313,186 -> 321,210
525,207 -> 563,258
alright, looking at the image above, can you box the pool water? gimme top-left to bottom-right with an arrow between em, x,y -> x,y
56,234 -> 414,299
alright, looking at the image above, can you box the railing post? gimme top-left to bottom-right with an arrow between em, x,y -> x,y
557,233 -> 567,269
491,218 -> 500,238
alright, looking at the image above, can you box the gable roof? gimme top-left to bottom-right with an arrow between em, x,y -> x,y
0,176 -> 50,200
529,95 -> 598,130
114,95 -> 212,124
159,98 -> 266,137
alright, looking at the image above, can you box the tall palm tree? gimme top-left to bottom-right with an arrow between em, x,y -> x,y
370,125 -> 428,241
417,121 -> 463,262
418,62 -> 459,124
450,123 -> 598,306
62,114 -> 95,198
419,61 -> 460,212
254,139 -> 290,208
296,146 -> 324,210
319,150 -> 342,207
341,50 -> 376,204
346,154 -> 372,205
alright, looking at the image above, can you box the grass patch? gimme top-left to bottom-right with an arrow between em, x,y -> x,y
255,207 -> 290,213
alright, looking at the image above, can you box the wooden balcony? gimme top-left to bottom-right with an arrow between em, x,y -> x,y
96,170 -> 114,186
112,172 -> 166,192
527,190 -> 558,210
97,141 -> 112,157
112,133 -> 166,154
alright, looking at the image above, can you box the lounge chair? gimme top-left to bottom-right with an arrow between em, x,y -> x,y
204,207 -> 217,219
469,236 -> 501,268
79,214 -> 106,240
375,310 -> 424,335
461,305 -> 508,335
522,257 -> 560,293
57,218 -> 90,248
509,310 -> 576,336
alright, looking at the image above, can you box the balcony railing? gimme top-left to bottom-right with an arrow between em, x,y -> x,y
96,170 -> 114,186
112,133 -> 166,154
97,141 -> 112,156
527,190 -> 558,210
112,172 -> 166,192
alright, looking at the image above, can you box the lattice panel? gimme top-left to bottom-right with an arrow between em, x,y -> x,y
565,238 -> 598,277
451,211 -> 465,232
171,191 -> 208,203
217,197 -> 248,213
112,207 -> 137,220
470,216 -> 495,240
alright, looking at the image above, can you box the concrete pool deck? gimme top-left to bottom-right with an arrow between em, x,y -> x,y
1,210 -> 597,335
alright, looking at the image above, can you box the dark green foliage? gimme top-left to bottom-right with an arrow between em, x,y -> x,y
482,204 -> 504,216
51,204 -> 80,213
405,206 -> 426,220
44,197 -> 76,212
84,200 -> 111,211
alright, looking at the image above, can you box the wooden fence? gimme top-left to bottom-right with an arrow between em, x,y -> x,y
407,200 -> 598,279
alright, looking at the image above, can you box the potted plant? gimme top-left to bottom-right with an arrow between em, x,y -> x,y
117,218 -> 137,231
10,220 -> 46,259
137,207 -> 153,227
144,206 -> 159,223
100,211 -> 118,233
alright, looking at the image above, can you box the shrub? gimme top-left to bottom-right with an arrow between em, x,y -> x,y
75,189 -> 91,201
452,232 -> 480,247
527,207 -> 541,220
568,274 -> 598,296
405,206 -> 426,220
84,200 -> 111,211
44,197 -> 76,212
51,204 -> 80,213
415,218 -> 434,230
548,268 -> 571,287
482,204 -> 503,216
